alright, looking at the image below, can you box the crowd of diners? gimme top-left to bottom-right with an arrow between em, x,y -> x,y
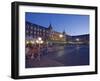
25,43 -> 48,60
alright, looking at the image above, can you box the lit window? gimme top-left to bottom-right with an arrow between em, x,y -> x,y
26,24 -> 29,28
34,32 -> 36,34
40,29 -> 42,31
26,30 -> 28,33
43,30 -> 45,32
34,35 -> 36,38
31,27 -> 33,29
38,28 -> 40,31
34,27 -> 36,30
44,34 -> 45,36
36,28 -> 38,31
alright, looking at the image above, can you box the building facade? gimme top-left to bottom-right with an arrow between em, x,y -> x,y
25,21 -> 66,44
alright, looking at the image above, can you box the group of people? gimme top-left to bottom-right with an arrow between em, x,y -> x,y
25,44 -> 48,60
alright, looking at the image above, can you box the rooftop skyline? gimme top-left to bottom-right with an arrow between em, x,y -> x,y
25,12 -> 89,36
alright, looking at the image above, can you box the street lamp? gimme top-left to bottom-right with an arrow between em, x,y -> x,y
76,38 -> 80,45
59,34 -> 63,44
38,37 -> 42,41
36,38 -> 43,44
59,34 -> 63,38
30,40 -> 35,44
36,40 -> 39,43
26,41 -> 29,44
40,40 -> 44,44
36,37 -> 44,60
76,38 -> 80,42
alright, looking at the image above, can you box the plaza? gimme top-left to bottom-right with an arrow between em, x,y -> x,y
26,44 -> 89,68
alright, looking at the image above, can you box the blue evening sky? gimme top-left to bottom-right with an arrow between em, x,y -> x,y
25,12 -> 89,36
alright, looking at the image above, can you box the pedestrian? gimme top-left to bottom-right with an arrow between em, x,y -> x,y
30,46 -> 34,59
25,45 -> 30,59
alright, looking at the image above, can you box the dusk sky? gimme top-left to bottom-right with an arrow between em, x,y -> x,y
25,12 -> 89,36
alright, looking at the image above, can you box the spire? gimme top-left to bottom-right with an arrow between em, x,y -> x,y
48,22 -> 53,30
63,30 -> 66,35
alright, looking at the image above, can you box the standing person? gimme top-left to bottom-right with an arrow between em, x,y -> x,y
36,44 -> 41,61
33,45 -> 38,59
30,46 -> 34,59
25,45 -> 30,59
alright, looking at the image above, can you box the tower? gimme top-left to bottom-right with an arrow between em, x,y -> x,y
48,23 -> 53,30
62,30 -> 66,41
62,30 -> 66,35
48,23 -> 53,41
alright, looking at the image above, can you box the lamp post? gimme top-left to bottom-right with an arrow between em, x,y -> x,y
76,38 -> 79,42
59,34 -> 63,38
26,41 -> 29,44
38,37 -> 42,41
76,38 -> 80,47
76,38 -> 80,44
59,34 -> 63,44
30,40 -> 35,44
36,37 -> 43,60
